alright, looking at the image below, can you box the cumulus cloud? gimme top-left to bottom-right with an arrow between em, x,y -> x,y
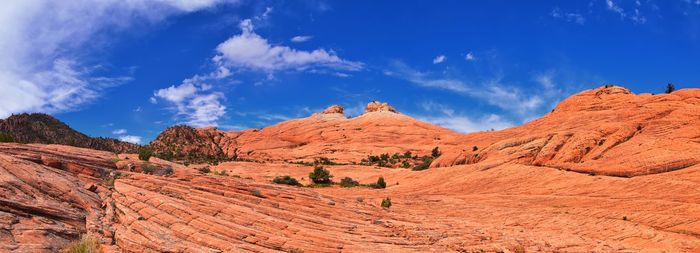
112,129 -> 127,135
118,135 -> 142,144
432,55 -> 446,64
153,77 -> 226,127
290,35 -> 313,42
213,19 -> 362,72
0,0 -> 237,118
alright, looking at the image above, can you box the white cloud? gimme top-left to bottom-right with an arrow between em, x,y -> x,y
0,0 -> 237,118
118,135 -> 142,144
415,101 -> 513,133
606,0 -> 626,18
213,19 -> 362,72
112,129 -> 127,135
550,7 -> 586,25
153,79 -> 226,127
389,61 -> 556,116
465,52 -> 476,61
291,35 -> 313,42
433,55 -> 446,64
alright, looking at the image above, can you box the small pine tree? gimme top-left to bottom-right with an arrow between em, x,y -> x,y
666,83 -> 675,94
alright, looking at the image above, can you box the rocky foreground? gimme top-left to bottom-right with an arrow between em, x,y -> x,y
1,86 -> 700,252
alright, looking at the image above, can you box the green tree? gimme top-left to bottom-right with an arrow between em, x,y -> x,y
309,166 -> 333,184
138,148 -> 152,161
666,83 -> 675,94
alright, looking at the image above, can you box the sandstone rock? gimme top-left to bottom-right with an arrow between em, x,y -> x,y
364,101 -> 398,113
322,104 -> 344,114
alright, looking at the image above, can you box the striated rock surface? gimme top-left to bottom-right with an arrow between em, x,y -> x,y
3,87 -> 700,252
322,104 -> 345,114
432,86 -> 700,177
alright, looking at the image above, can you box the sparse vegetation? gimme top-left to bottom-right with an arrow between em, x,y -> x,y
273,175 -> 301,186
666,83 -> 675,94
0,132 -> 14,143
138,148 -> 152,161
198,166 -> 211,174
215,170 -> 229,176
309,166 -> 333,184
369,176 -> 386,189
62,234 -> 99,253
412,156 -> 433,171
623,216 -> 628,221
339,177 -> 360,187
381,197 -> 392,208
142,164 -> 155,175
472,146 -> 478,152
431,146 -> 441,158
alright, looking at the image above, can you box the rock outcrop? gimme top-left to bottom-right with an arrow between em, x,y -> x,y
0,113 -> 139,153
364,101 -> 397,113
322,104 -> 344,114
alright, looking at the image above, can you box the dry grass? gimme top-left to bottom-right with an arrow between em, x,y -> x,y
62,235 -> 99,253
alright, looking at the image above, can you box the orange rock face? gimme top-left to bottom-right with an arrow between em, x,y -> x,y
2,86 -> 700,252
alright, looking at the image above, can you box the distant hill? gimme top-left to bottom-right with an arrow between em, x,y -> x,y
0,113 -> 139,153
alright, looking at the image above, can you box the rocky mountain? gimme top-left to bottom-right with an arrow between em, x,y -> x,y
0,113 -> 139,153
148,101 -> 463,164
3,86 -> 700,252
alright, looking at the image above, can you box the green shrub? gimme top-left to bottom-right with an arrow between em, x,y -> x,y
309,166 -> 333,184
0,132 -> 14,143
339,177 -> 359,187
431,147 -> 441,158
370,176 -> 386,189
666,83 -> 675,94
401,160 -> 410,168
138,148 -> 152,161
381,198 -> 392,208
142,164 -> 155,175
198,167 -> 211,174
412,157 -> 433,171
273,175 -> 301,186
403,150 -> 412,158
380,153 -> 390,161
62,234 -> 99,253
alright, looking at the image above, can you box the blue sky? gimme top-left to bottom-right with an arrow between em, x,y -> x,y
1,0 -> 700,144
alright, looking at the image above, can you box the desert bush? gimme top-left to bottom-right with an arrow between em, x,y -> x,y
666,83 -> 675,94
370,176 -> 386,189
403,150 -> 412,158
431,147 -> 441,158
62,234 -> 99,253
309,166 -> 333,184
391,153 -> 400,160
401,160 -> 410,168
215,170 -> 228,176
380,153 -> 390,161
0,132 -> 14,143
315,157 -> 337,165
472,146 -> 478,151
339,177 -> 359,187
412,157 -> 433,171
138,148 -> 152,161
272,175 -> 301,186
141,164 -> 155,175
381,197 -> 392,208
198,166 -> 211,174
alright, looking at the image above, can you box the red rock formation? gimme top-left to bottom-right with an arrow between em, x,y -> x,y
2,86 -> 700,252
